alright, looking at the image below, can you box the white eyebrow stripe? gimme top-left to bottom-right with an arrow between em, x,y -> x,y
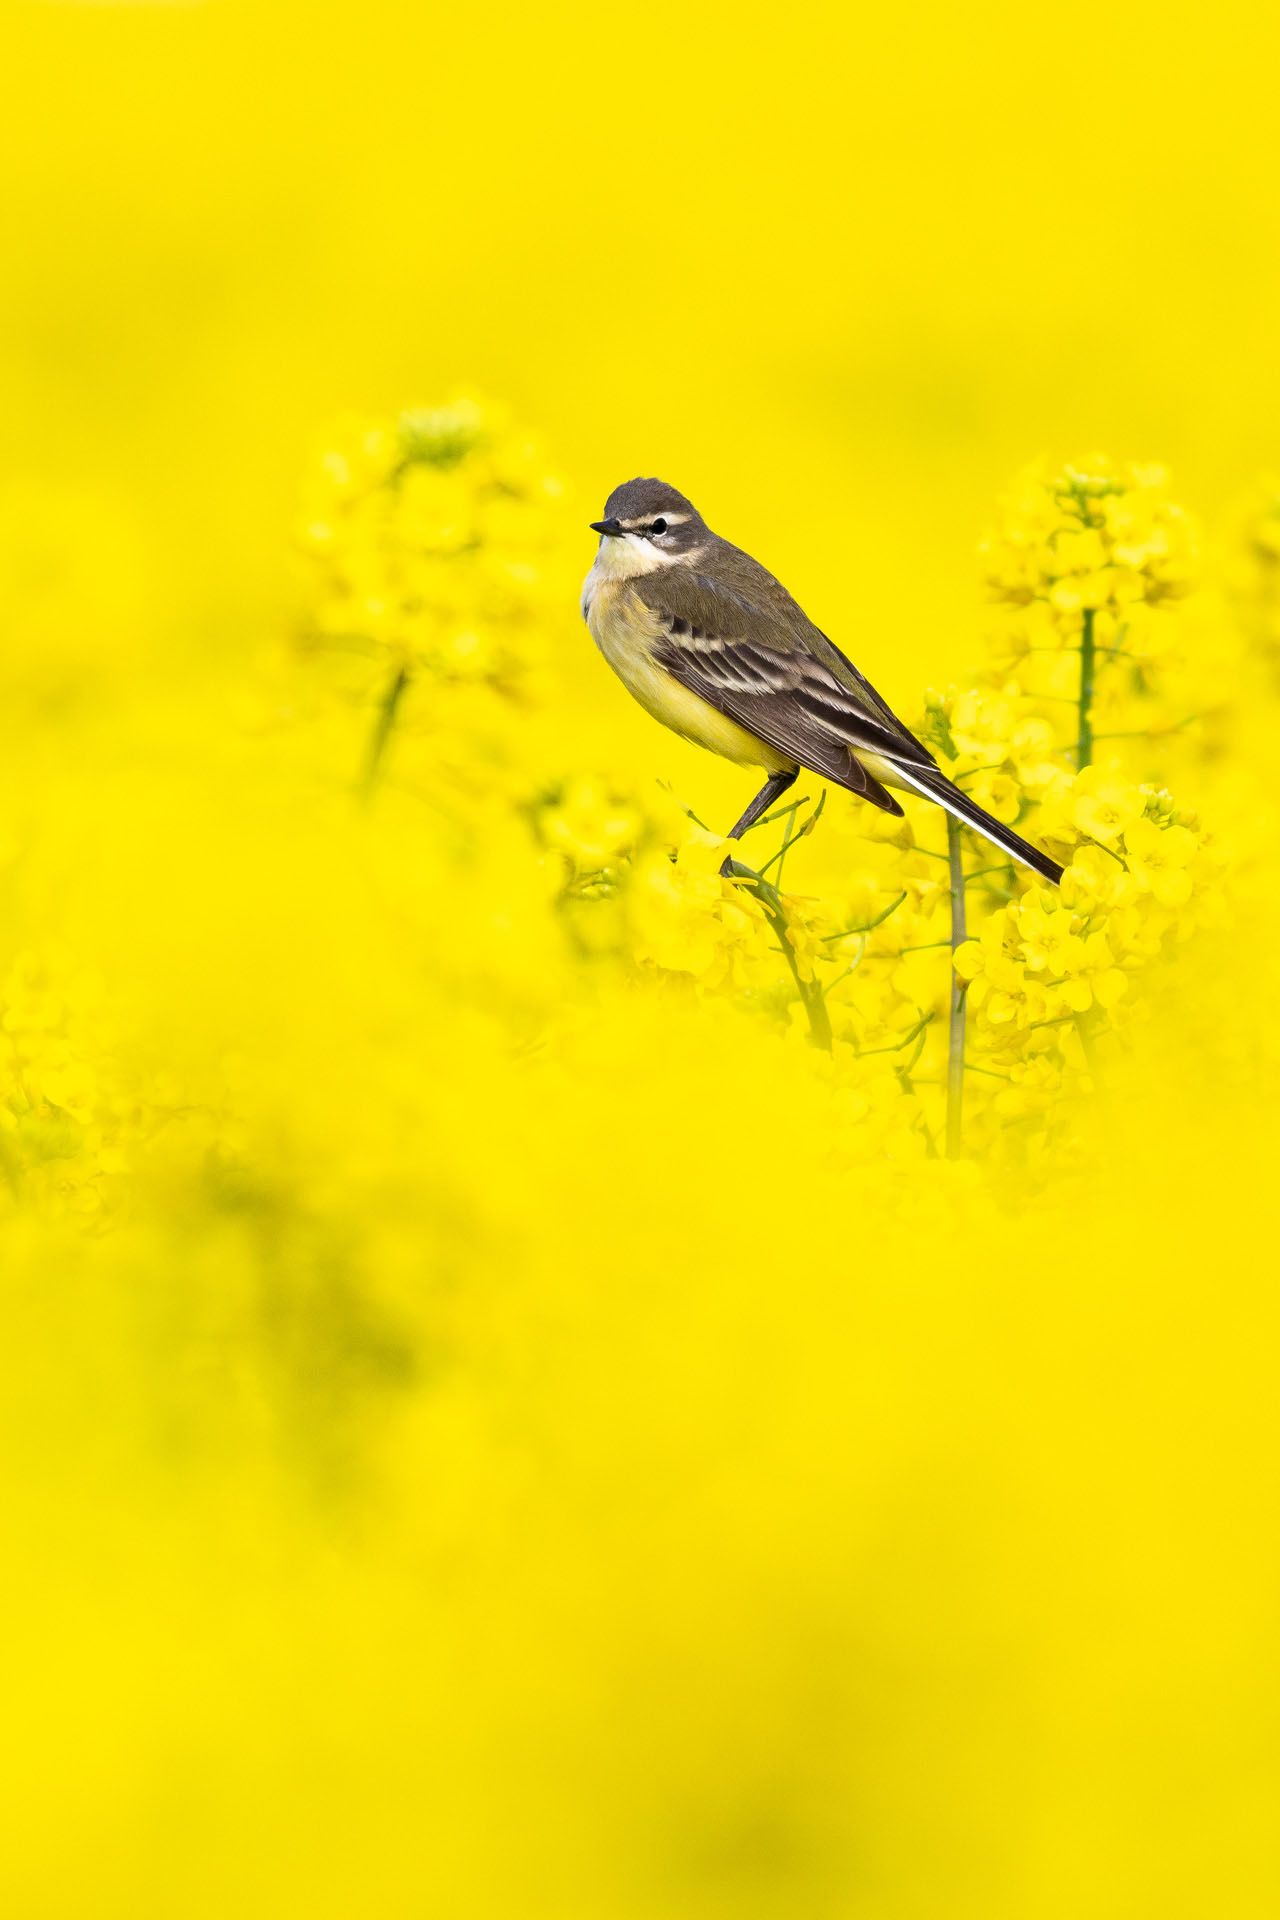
618,512 -> 691,529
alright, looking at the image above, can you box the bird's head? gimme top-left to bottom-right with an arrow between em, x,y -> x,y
589,478 -> 708,576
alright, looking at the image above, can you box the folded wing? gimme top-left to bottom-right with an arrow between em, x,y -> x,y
636,568 -> 938,815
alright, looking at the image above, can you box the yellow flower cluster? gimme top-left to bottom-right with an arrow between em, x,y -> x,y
299,398 -> 565,684
953,771 -> 1220,1134
735,714 -> 1222,1161
981,456 -> 1198,619
903,459 -> 1226,1149
975,456 -> 1230,784
294,398 -> 569,801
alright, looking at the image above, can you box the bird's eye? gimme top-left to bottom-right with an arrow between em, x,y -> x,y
649,518 -> 668,536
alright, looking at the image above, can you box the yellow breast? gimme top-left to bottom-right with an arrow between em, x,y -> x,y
583,576 -> 793,774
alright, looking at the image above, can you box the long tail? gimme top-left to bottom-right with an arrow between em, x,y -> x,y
887,761 -> 1064,886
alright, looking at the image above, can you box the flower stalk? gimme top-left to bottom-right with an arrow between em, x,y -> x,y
360,661 -> 411,800
1077,606 -> 1096,770
724,859 -> 832,1050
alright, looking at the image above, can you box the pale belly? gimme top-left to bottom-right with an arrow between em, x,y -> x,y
582,575 -> 794,774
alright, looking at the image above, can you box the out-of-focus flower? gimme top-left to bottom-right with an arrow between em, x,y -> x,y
982,457 -> 1199,619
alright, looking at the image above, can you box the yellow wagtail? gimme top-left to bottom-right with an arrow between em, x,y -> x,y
582,477 -> 1063,884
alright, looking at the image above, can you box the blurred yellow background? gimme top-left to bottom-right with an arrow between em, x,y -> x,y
3,2 -> 1280,1915
9,0 -> 1280,675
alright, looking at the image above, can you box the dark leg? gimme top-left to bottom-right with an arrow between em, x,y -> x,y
719,768 -> 797,874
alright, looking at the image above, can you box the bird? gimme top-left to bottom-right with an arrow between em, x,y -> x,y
581,477 -> 1063,886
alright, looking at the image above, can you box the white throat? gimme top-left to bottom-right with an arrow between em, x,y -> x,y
591,531 -> 676,582
581,531 -> 687,623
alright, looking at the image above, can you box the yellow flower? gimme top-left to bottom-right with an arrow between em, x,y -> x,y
982,456 -> 1200,623
1015,898 -> 1085,975
1072,767 -> 1145,845
1056,932 -> 1129,1013
626,852 -> 723,977
953,914 -> 1025,995
538,776 -> 643,870
1059,843 -> 1138,912
624,829 -> 785,990
965,769 -> 1022,825
1122,817 -> 1198,906
777,895 -> 831,985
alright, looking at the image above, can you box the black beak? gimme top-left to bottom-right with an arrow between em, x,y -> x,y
590,518 -> 624,536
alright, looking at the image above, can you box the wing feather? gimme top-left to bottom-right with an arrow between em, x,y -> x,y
636,569 -> 935,801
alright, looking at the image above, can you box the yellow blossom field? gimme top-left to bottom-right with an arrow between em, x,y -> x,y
4,2 -> 1280,1913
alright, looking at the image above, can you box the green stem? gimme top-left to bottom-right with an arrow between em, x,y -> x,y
359,662 -> 411,800
724,860 -> 832,1050
769,810 -> 798,887
755,796 -> 811,831
854,1012 -> 933,1059
946,813 -> 967,1159
1077,607 -> 1096,770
